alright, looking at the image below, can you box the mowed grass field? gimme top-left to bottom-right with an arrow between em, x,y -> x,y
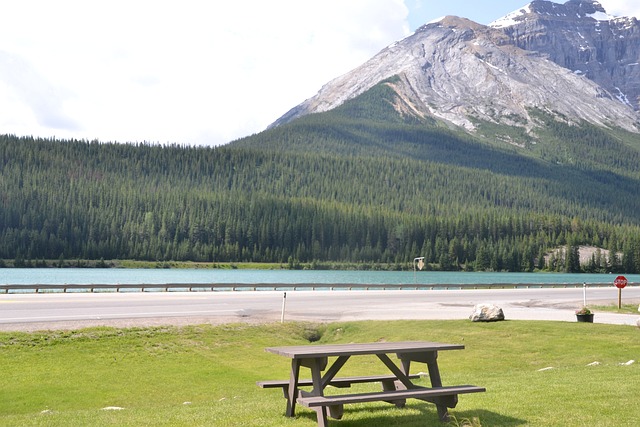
1,319 -> 638,426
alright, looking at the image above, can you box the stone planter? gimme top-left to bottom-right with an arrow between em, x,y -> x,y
576,313 -> 594,323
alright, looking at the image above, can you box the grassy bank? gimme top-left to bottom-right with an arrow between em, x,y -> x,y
1,320 -> 639,426
592,303 -> 640,315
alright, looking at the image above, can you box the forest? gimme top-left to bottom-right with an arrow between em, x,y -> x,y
2,81 -> 640,272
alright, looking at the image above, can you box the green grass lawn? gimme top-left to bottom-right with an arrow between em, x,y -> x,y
593,303 -> 640,315
1,320 -> 639,426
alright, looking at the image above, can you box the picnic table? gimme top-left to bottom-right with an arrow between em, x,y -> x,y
258,341 -> 485,426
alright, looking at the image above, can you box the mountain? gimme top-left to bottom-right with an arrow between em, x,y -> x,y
4,1 -> 640,272
221,0 -> 640,270
270,0 -> 640,136
491,0 -> 640,112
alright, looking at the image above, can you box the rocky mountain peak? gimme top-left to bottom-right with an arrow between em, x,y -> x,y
490,0 -> 610,29
271,1 -> 640,135
424,16 -> 485,31
490,0 -> 640,112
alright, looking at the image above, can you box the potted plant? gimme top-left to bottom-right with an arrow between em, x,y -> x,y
575,307 -> 594,323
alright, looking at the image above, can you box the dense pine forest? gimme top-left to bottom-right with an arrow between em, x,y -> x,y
2,82 -> 640,272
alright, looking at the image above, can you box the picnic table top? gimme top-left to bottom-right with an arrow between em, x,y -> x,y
265,341 -> 464,358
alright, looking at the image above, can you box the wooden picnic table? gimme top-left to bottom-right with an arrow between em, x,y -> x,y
259,341 -> 485,426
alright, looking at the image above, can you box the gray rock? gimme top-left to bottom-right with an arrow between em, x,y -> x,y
470,304 -> 505,322
271,1 -> 640,135
492,0 -> 640,113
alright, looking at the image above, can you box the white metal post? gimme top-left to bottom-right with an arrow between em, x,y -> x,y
281,292 -> 287,323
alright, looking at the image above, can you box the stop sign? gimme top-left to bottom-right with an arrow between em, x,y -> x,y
614,275 -> 628,289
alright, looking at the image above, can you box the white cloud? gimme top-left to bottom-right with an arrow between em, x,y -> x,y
599,0 -> 640,18
0,0 -> 409,145
0,50 -> 80,131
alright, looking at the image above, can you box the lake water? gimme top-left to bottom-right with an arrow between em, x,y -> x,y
1,269 -> 637,287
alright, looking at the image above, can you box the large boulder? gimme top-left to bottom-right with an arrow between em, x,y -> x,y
470,304 -> 505,322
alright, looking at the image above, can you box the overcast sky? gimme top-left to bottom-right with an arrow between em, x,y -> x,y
1,1 -> 638,146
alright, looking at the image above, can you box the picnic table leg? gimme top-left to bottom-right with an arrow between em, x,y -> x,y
314,407 -> 329,427
377,354 -> 418,408
425,352 -> 454,422
382,378 -> 407,408
328,403 -> 344,420
320,356 -> 349,420
304,357 -> 330,427
285,359 -> 301,417
400,358 -> 411,377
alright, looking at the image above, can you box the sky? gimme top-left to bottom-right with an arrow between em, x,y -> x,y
1,1 -> 639,146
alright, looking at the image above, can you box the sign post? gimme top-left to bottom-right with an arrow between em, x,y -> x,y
281,292 -> 287,323
413,257 -> 425,284
614,275 -> 628,309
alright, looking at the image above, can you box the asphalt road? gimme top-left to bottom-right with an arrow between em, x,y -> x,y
1,287 -> 639,331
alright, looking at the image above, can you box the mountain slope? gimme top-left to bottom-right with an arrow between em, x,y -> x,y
270,1 -> 639,135
233,79 -> 640,221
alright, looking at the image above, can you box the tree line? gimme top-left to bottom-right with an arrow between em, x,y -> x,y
2,125 -> 640,272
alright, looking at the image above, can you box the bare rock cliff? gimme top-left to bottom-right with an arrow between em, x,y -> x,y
491,0 -> 640,111
271,0 -> 639,134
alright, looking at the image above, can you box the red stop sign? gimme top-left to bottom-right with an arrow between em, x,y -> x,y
614,275 -> 628,289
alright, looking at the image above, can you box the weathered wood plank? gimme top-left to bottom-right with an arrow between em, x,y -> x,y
297,385 -> 486,407
257,373 -> 420,389
265,341 -> 464,358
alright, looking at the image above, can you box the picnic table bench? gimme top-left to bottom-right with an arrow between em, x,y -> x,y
257,373 -> 421,396
258,341 -> 485,426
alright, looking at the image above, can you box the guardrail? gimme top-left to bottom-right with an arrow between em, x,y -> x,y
0,282 -> 628,294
